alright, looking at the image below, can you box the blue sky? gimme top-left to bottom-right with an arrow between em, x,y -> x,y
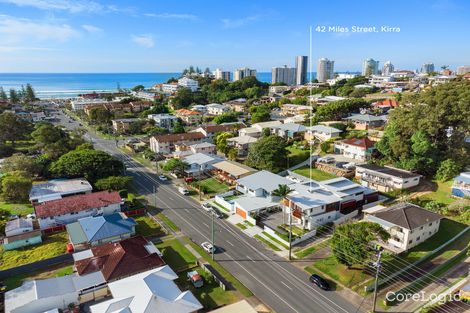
0,0 -> 469,72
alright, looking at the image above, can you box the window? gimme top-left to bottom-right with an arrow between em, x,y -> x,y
420,226 -> 423,230
409,240 -> 413,244
429,223 -> 432,226
417,236 -> 421,241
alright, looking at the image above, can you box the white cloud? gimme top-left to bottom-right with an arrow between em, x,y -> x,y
131,34 -> 154,48
144,13 -> 198,21
82,24 -> 102,33
0,15 -> 79,42
0,0 -> 104,13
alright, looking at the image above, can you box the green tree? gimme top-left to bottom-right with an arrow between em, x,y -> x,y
1,154 -> 43,177
9,89 -> 19,104
214,132 -> 234,155
24,84 -> 36,102
1,172 -> 32,202
213,112 -> 239,124
162,158 -> 188,173
246,135 -> 288,172
435,159 -> 461,182
89,107 -> 113,124
331,222 -> 390,268
50,149 -> 123,182
0,112 -> 30,145
95,176 -> 133,191
0,87 -> 7,102
171,87 -> 193,109
132,85 -> 145,92
312,98 -> 370,123
172,120 -> 185,134
251,111 -> 271,123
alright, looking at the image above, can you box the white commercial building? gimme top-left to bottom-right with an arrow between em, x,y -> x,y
178,77 -> 199,92
362,58 -> 379,76
214,68 -> 231,81
382,61 -> 394,76
317,58 -> 335,82
234,67 -> 257,81
272,65 -> 296,86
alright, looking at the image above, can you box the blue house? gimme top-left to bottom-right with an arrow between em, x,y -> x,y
66,212 -> 136,250
452,172 -> 470,198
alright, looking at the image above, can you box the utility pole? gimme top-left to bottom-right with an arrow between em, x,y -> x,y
372,248 -> 383,313
288,208 -> 292,260
153,185 -> 157,208
211,211 -> 215,260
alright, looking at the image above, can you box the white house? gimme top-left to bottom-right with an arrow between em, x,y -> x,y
355,164 -> 422,192
227,136 -> 258,156
89,266 -> 202,313
305,125 -> 343,142
70,98 -> 108,111
34,191 -> 122,229
29,178 -> 93,204
206,103 -> 229,115
238,120 -> 283,138
182,153 -> 222,177
365,203 -> 443,253
178,77 -> 199,92
5,218 -> 33,237
270,123 -> 307,139
334,137 -> 376,161
147,113 -> 179,130
150,132 -> 205,154
162,83 -> 179,94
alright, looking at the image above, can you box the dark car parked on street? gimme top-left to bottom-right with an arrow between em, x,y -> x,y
309,274 -> 330,290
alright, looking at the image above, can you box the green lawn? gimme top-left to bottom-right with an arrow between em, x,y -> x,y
156,239 -> 197,272
193,178 -> 229,194
134,215 -> 164,237
177,268 -> 239,310
308,255 -> 372,288
287,146 -> 310,167
3,265 -> 74,291
295,239 -> 330,259
183,237 -> 253,297
262,232 -> 289,249
421,180 -> 456,205
156,213 -> 180,232
0,202 -> 34,216
0,232 -> 68,270
254,234 -> 281,251
293,166 -> 337,181
236,223 -> 247,230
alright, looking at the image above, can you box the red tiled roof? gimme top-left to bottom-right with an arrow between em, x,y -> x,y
34,191 -> 122,218
203,124 -> 240,133
75,236 -> 165,281
341,137 -> 376,149
374,99 -> 398,108
176,109 -> 201,116
152,131 -> 205,143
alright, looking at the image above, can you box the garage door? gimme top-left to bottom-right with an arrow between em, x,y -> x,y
236,207 -> 247,219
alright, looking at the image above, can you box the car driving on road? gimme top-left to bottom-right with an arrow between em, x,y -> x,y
201,241 -> 216,254
309,274 -> 330,290
158,175 -> 168,181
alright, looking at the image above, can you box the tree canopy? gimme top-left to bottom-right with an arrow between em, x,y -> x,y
312,98 -> 370,124
246,135 -> 288,172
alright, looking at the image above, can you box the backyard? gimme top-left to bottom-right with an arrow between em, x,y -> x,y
420,180 -> 456,205
293,166 -> 337,181
0,202 -> 34,216
3,264 -> 74,290
192,178 -> 230,195
134,215 -> 165,237
0,232 -> 68,270
287,145 -> 310,167
155,238 -> 197,272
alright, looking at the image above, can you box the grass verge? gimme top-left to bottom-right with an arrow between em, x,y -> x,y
156,238 -> 197,272
254,234 -> 282,251
134,215 -> 164,237
262,232 -> 289,249
156,212 -> 180,232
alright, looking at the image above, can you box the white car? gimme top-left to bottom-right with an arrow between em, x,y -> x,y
158,175 -> 168,181
201,202 -> 213,212
201,242 -> 215,254
178,187 -> 190,195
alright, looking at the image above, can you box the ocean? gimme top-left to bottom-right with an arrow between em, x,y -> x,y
0,72 -> 275,99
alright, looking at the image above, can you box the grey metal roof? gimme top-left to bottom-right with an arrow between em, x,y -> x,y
356,164 -> 421,179
372,203 -> 443,230
271,123 -> 307,133
307,125 -> 343,134
344,114 -> 387,123
236,170 -> 294,193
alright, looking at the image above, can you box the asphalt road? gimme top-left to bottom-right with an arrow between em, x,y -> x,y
56,111 -> 362,313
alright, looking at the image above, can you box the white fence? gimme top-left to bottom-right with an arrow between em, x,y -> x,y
263,225 -> 317,247
214,190 -> 235,213
333,210 -> 359,225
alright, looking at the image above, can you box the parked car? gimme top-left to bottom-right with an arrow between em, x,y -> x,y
201,202 -> 212,212
343,162 -> 356,170
178,187 -> 190,195
317,156 -> 335,164
158,175 -> 168,181
187,270 -> 204,288
184,177 -> 194,183
211,208 -> 223,219
201,242 -> 216,254
26,213 -> 36,219
309,274 -> 330,290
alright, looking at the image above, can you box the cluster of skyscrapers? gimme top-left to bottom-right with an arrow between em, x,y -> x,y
213,67 -> 257,82
271,56 -> 308,86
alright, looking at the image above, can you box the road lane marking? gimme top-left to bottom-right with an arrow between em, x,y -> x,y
281,281 -> 292,290
226,240 -> 234,247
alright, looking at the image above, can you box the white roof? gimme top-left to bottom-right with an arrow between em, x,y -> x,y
234,195 -> 278,212
252,120 -> 282,130
239,127 -> 260,134
307,125 -> 342,134
183,153 -> 219,166
210,300 -> 257,313
89,266 -> 202,313
190,142 -> 215,149
236,170 -> 294,193
227,136 -> 258,145
29,178 -> 92,202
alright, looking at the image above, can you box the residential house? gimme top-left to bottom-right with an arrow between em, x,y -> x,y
89,266 -> 202,313
189,142 -> 216,155
355,164 -> 422,192
178,77 -> 199,92
286,177 -> 379,231
284,114 -> 307,124
224,98 -> 247,112
281,104 -> 312,116
3,218 -> 41,251
365,203 -> 443,253
334,137 -> 376,161
34,191 -> 123,229
372,99 -> 399,113
312,95 -> 346,105
238,120 -> 283,138
111,118 -> 144,133
344,114 -> 387,130
227,136 -> 258,156
269,85 -> 292,94
191,124 -> 241,143
452,172 -> 470,198
70,98 -> 109,111
190,104 -> 207,113
134,90 -> 160,101
29,178 -> 93,204
162,82 -> 179,94
129,101 -> 152,112
212,160 -> 257,184
73,236 -> 165,282
305,125 -> 343,142
270,123 -> 307,139
149,132 -> 205,154
182,153 -> 223,177
206,103 -> 230,115
175,109 -> 202,125
147,113 -> 179,130
66,213 -> 136,250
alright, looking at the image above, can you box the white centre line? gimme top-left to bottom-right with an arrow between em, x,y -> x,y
226,240 -> 234,247
246,255 -> 254,261
281,281 -> 292,290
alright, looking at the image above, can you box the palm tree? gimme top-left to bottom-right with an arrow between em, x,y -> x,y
272,184 -> 295,259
